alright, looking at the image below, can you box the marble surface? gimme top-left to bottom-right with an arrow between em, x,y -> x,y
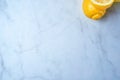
0,0 -> 120,80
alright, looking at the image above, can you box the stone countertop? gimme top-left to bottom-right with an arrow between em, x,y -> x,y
0,0 -> 120,80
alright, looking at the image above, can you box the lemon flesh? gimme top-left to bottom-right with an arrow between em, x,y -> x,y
92,0 -> 114,6
96,0 -> 110,3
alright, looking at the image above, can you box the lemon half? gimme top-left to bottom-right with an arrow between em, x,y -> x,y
91,0 -> 114,9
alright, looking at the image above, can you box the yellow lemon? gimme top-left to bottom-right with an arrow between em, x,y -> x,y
83,0 -> 114,20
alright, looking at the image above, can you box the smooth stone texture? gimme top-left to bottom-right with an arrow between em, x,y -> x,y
0,0 -> 120,80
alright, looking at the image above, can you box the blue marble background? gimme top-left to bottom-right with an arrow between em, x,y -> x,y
0,0 -> 120,80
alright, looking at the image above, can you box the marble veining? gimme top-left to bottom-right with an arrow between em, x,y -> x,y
0,0 -> 120,80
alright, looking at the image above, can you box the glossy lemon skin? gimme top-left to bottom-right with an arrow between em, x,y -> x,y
83,0 -> 114,20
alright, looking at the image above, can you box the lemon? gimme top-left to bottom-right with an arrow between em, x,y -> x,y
83,0 -> 114,20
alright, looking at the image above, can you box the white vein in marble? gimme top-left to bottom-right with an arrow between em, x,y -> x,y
0,0 -> 120,80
